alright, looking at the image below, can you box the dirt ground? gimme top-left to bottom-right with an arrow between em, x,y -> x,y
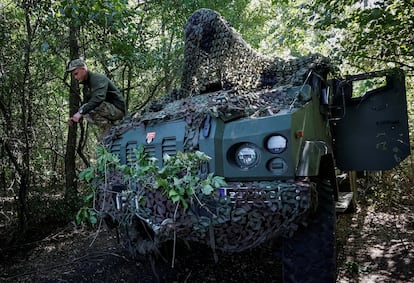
1,180 -> 413,283
336,196 -> 414,283
0,224 -> 282,283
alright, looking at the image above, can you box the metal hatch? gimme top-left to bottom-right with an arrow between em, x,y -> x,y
331,69 -> 410,171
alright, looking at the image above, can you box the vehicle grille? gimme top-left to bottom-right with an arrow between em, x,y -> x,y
162,137 -> 177,156
110,137 -> 177,166
144,145 -> 156,158
126,142 -> 137,166
111,143 -> 121,158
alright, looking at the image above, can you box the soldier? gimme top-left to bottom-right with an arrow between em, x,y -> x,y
66,58 -> 126,133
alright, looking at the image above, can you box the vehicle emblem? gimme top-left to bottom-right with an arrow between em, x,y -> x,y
146,132 -> 156,144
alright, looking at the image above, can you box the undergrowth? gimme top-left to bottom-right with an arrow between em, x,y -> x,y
357,160 -> 414,211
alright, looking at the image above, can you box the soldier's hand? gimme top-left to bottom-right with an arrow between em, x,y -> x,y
71,112 -> 83,123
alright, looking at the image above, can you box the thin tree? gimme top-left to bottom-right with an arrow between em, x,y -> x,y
64,24 -> 82,205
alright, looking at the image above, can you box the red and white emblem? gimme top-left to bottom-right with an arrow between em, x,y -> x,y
146,132 -> 156,144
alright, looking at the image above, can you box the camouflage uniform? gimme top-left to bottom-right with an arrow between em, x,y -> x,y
79,71 -> 125,130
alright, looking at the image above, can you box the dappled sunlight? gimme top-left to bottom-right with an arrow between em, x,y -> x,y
43,245 -> 56,253
337,203 -> 414,282
368,245 -> 384,259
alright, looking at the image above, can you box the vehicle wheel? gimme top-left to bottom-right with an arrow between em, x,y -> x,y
119,216 -> 157,257
119,217 -> 179,282
281,178 -> 336,283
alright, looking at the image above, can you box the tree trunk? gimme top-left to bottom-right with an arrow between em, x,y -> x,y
15,2 -> 36,233
64,24 -> 81,205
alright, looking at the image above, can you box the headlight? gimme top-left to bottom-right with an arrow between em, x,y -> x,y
266,135 -> 288,154
235,143 -> 259,169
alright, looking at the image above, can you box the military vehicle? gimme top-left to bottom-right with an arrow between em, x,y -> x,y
93,8 -> 410,283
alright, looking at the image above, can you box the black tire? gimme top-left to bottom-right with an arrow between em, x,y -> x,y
119,217 -> 180,282
282,178 -> 336,283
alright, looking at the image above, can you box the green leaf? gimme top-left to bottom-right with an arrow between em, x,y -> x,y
157,179 -> 169,188
83,193 -> 94,203
195,150 -> 211,161
163,153 -> 172,163
186,186 -> 194,195
212,176 -> 227,188
171,194 -> 180,203
75,207 -> 92,225
168,189 -> 178,197
201,184 -> 214,195
173,177 -> 182,186
79,167 -> 95,182
89,213 -> 98,225
180,197 -> 188,209
75,210 -> 83,225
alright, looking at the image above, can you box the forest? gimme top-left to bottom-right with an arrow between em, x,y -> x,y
0,0 -> 413,281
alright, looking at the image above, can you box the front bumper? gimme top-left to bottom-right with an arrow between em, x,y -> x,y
95,179 -> 314,253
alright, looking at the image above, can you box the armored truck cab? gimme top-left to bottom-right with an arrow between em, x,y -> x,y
112,83 -> 328,181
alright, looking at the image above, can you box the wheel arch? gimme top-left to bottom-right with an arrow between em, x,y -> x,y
296,140 -> 336,176
296,140 -> 339,199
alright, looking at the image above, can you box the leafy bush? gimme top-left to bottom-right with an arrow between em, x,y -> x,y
76,145 -> 226,224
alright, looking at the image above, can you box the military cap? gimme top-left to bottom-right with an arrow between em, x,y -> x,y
66,58 -> 87,72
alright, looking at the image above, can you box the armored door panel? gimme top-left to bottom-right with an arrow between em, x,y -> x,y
331,69 -> 410,171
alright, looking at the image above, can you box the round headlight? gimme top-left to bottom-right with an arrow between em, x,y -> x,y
235,144 -> 259,169
267,135 -> 288,154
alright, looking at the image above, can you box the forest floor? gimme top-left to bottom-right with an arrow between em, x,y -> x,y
1,176 -> 413,283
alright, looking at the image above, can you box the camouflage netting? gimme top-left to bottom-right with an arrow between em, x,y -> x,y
180,8 -> 330,96
103,85 -> 313,153
137,85 -> 309,123
99,8 -> 329,255
96,174 -> 315,254
125,8 -> 330,127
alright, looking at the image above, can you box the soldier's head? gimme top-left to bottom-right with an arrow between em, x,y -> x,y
66,58 -> 88,82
